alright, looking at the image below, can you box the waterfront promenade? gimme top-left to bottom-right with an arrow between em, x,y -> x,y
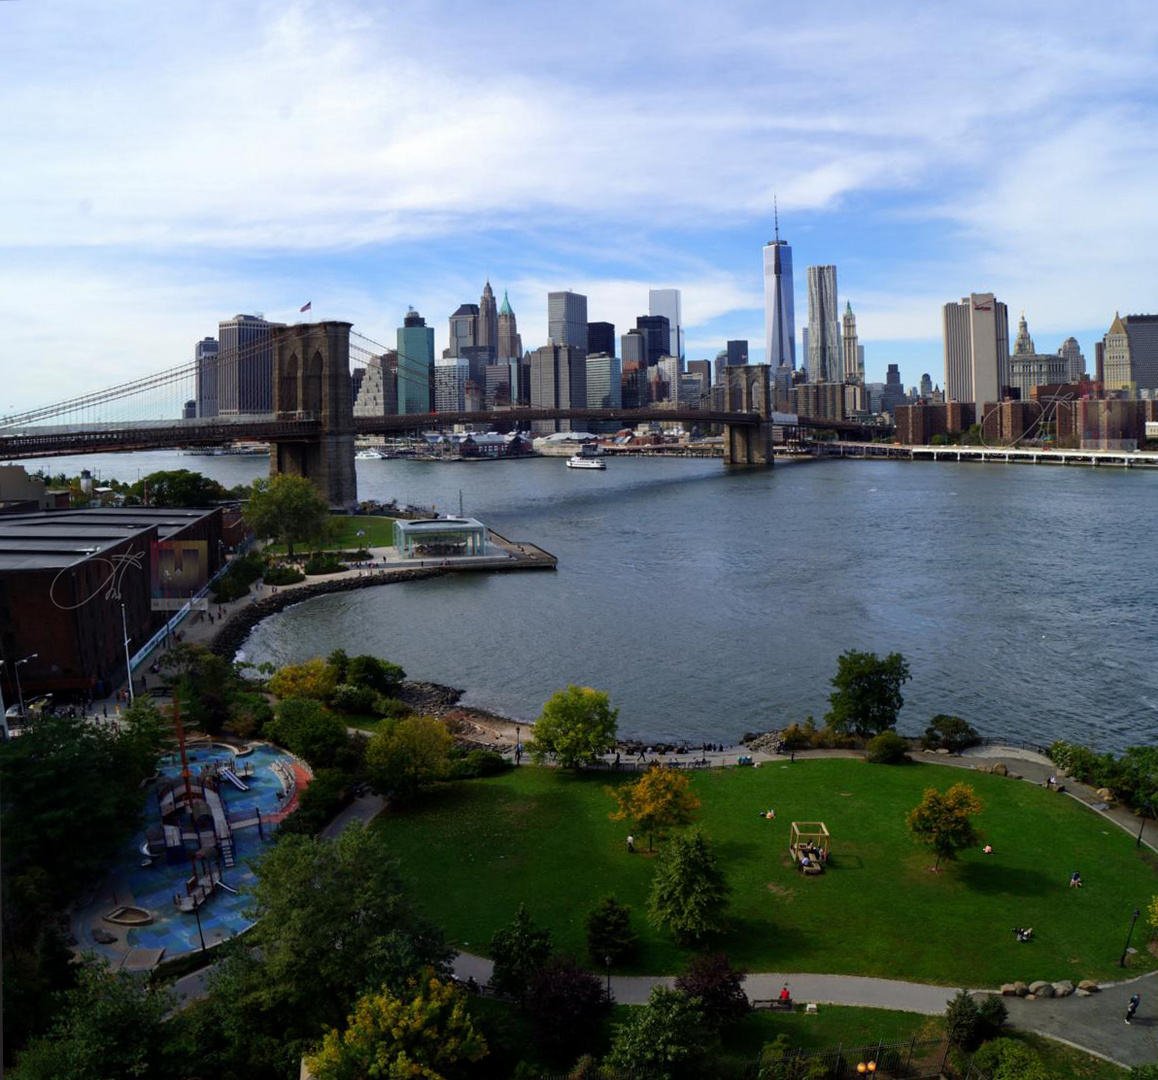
824,441 -> 1158,468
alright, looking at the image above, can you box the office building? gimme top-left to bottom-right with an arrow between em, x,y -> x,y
763,225 -> 795,369
635,315 -> 671,367
218,314 -> 280,414
1058,337 -> 1086,382
622,360 -> 649,408
194,337 -> 219,418
649,289 -> 683,361
622,329 -> 648,367
841,303 -> 863,385
942,293 -> 1010,405
881,364 -> 907,415
1102,313 -> 1158,396
919,373 -> 933,399
434,364 -> 468,413
657,356 -> 680,400
726,340 -> 749,367
678,372 -> 704,408
548,290 -> 588,349
508,360 -> 530,406
687,359 -> 711,393
1008,313 -> 1069,400
484,364 -> 512,408
448,304 -> 479,358
586,354 -> 622,417
529,343 -> 586,433
497,291 -> 522,361
801,328 -> 809,377
587,321 -> 616,358
478,281 -> 498,354
353,352 -> 398,417
397,308 -> 435,414
714,350 -> 729,386
806,266 -> 841,383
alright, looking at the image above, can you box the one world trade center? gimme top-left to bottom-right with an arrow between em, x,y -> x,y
763,210 -> 795,370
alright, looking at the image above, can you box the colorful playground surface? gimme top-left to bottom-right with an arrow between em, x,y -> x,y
74,741 -> 310,966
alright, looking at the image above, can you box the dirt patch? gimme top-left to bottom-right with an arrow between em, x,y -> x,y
839,791 -> 854,796
766,883 -> 795,900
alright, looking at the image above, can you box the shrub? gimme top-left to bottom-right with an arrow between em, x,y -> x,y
972,1037 -> 1048,1080
375,695 -> 412,720
211,550 -> 263,602
280,767 -> 350,835
331,683 -> 380,715
265,698 -> 349,768
268,659 -> 337,702
303,552 -> 344,575
447,749 -> 510,780
346,655 -> 406,696
921,714 -> 980,753
262,564 -> 305,586
229,691 -> 273,738
866,730 -> 910,765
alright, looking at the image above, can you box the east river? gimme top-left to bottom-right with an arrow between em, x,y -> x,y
39,450 -> 1158,751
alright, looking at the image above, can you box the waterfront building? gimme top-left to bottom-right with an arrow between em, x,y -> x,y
649,289 -> 683,361
529,343 -> 587,433
894,402 -> 977,445
622,329 -> 648,367
194,337 -> 219,418
789,381 -> 855,423
353,352 -> 398,417
806,266 -> 841,382
397,308 -> 435,414
841,302 -> 862,385
497,291 -> 522,361
687,359 -> 711,393
1102,313 -> 1158,396
635,315 -> 671,368
548,290 -> 588,349
942,293 -> 1010,405
218,314 -> 281,414
478,281 -> 498,355
1008,313 -> 1069,400
764,232 -> 795,370
587,321 -> 616,358
586,353 -> 622,410
448,303 -> 479,358
1058,337 -> 1086,382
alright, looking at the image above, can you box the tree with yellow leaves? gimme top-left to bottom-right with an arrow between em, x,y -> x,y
906,782 -> 983,871
305,970 -> 487,1080
608,766 -> 701,851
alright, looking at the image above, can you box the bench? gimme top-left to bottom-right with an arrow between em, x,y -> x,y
753,998 -> 794,1012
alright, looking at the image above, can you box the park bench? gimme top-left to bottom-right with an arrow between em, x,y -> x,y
753,998 -> 794,1012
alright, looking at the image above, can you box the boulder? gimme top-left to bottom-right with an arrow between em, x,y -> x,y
1076,988 -> 1092,997
1010,772 -> 1023,779
1097,787 -> 1114,802
1078,980 -> 1099,992
992,762 -> 1009,777
1055,784 -> 1066,793
936,747 -> 950,754
1029,981 -> 1054,998
975,764 -> 992,774
1013,981 -> 1029,997
1053,981 -> 1074,997
92,928 -> 117,945
1000,983 -> 1020,996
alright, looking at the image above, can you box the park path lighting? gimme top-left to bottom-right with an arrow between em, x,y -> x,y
856,1062 -> 876,1075
1121,908 -> 1141,968
604,954 -> 612,1003
14,653 -> 37,720
121,604 -> 135,703
1137,803 -> 1152,848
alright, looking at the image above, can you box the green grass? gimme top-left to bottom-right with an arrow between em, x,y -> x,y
375,760 -> 1158,987
265,514 -> 395,554
1016,1031 -> 1128,1079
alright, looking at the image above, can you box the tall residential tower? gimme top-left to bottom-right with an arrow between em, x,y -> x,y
806,266 -> 841,382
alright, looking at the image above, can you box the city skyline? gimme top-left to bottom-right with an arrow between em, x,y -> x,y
3,1 -> 1158,411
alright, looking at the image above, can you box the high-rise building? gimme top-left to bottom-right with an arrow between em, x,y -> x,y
1058,337 -> 1086,382
806,266 -> 841,383
919,373 -> 933,399
508,361 -> 530,406
586,354 -> 622,410
801,328 -> 809,377
687,359 -> 711,393
678,372 -> 704,408
484,364 -> 511,408
448,303 -> 479,358
218,315 -> 281,414
714,350 -> 729,386
622,329 -> 648,367
881,363 -> 906,415
763,219 -> 795,369
841,302 -> 862,385
657,356 -> 680,400
622,360 -> 649,408
497,291 -> 522,361
478,281 -> 498,355
587,321 -> 616,358
726,340 -> 748,367
941,293 -> 1010,405
635,315 -> 671,367
434,364 -> 468,412
194,337 -> 219,418
1008,313 -> 1068,399
649,289 -> 683,362
353,352 -> 398,417
529,343 -> 586,433
397,308 -> 435,415
1102,314 -> 1158,396
548,290 -> 588,349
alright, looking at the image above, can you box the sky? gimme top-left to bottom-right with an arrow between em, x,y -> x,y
2,0 -> 1157,413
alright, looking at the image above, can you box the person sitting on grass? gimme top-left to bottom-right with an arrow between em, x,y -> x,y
1070,870 -> 1082,888
1012,927 -> 1034,942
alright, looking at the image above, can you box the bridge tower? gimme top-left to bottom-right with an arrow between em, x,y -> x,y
722,363 -> 775,466
269,321 -> 357,510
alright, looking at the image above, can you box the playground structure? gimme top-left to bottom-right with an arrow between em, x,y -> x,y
789,821 -> 830,875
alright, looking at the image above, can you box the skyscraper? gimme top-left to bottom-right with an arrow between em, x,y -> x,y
194,337 -> 219,418
1102,313 -> 1158,395
1057,337 -> 1086,382
477,281 -> 498,355
497,291 -> 522,361
763,216 -> 795,369
919,373 -> 933,399
218,314 -> 281,414
353,352 -> 398,417
397,308 -> 435,415
726,340 -> 748,367
548,290 -> 588,348
687,359 -> 711,392
447,304 -> 478,358
649,289 -> 683,362
941,293 -> 1010,405
806,266 -> 840,383
841,302 -> 862,385
529,343 -> 586,433
586,353 -> 622,410
587,321 -> 616,357
635,315 -> 670,367
622,330 -> 647,366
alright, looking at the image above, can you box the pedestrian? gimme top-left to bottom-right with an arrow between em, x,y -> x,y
1127,993 -> 1140,1024
614,751 -> 621,771
103,704 -> 108,718
626,834 -> 635,854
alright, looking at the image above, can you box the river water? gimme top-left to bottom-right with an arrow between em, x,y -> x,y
35,450 -> 1158,750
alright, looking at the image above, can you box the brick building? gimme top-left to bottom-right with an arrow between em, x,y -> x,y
893,402 -> 976,445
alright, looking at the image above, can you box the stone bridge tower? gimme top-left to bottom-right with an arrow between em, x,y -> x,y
723,363 -> 775,466
269,321 -> 357,509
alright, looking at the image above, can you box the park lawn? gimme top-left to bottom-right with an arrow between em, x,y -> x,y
728,1005 -> 939,1055
375,759 -> 1158,987
265,514 -> 395,554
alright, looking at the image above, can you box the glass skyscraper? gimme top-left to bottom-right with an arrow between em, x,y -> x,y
397,308 -> 435,414
763,232 -> 795,370
648,288 -> 683,362
548,290 -> 588,349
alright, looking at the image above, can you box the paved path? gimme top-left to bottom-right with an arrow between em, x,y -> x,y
321,792 -> 386,838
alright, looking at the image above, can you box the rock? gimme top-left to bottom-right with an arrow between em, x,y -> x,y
92,928 -> 117,944
1010,772 -> 1023,779
1097,787 -> 1114,802
1025,993 -> 1036,1000
1055,784 -> 1066,793
936,747 -> 950,754
1078,980 -> 1099,992
1076,988 -> 1092,997
992,762 -> 1009,777
1000,983 -> 1020,996
976,764 -> 992,774
1053,981 -> 1074,997
1029,981 -> 1054,997
1013,981 -> 1029,997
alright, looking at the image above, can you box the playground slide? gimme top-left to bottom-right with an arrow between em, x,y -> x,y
216,881 -> 240,894
221,768 -> 249,791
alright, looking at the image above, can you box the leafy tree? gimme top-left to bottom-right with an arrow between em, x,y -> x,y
346,654 -> 406,696
921,714 -> 980,753
331,682 -> 380,715
608,765 -> 701,850
972,1037 -> 1048,1080
526,958 -> 607,1060
265,697 -> 350,768
305,971 -> 487,1080
907,783 -> 983,871
944,989 -> 981,1051
160,643 -> 236,735
489,903 -> 553,1005
366,716 -> 453,803
1131,1067 -> 1158,1080
131,467 -> 225,507
121,696 -> 169,772
648,830 -> 730,943
245,473 -> 331,558
529,685 -> 618,768
585,896 -> 637,967
228,690 -> 274,739
824,650 -> 911,737
11,961 -> 173,1080
281,767 -> 349,836
268,657 -> 338,702
674,953 -> 748,1031
605,986 -> 716,1080
327,648 -> 351,683
865,730 -> 909,765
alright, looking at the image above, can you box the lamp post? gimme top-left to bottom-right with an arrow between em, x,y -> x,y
604,955 -> 612,1004
856,1063 -> 876,1076
121,604 -> 135,703
14,654 -> 37,721
1137,804 -> 1152,849
192,895 -> 207,952
1120,908 -> 1141,968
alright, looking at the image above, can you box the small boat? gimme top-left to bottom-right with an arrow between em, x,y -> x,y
567,454 -> 606,470
355,448 -> 386,460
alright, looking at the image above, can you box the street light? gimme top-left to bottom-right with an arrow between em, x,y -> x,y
604,954 -> 612,1003
1137,803 -> 1152,849
856,1063 -> 877,1075
14,653 -> 37,720
121,604 -> 135,703
1121,908 -> 1141,968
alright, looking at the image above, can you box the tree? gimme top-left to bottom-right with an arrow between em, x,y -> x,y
526,958 -> 607,1060
648,830 -> 730,943
944,989 -> 981,1051
605,986 -> 716,1080
825,650 -> 911,736
489,903 -> 553,1004
132,467 -> 225,507
281,767 -> 349,835
160,643 -> 236,734
585,896 -> 637,967
907,783 -> 983,871
865,730 -> 909,764
268,657 -> 338,702
674,953 -> 748,1031
608,766 -> 700,850
972,1037 -> 1048,1080
265,697 -> 349,768
529,685 -> 618,768
921,714 -> 980,753
366,716 -> 453,803
245,473 -> 331,558
346,654 -> 406,696
305,971 -> 487,1080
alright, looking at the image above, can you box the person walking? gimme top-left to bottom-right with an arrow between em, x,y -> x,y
626,834 -> 635,854
1126,993 -> 1140,1024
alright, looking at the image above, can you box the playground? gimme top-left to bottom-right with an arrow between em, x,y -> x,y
74,741 -> 309,967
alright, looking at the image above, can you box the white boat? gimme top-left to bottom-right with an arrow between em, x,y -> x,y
355,448 -> 386,460
567,454 -> 606,470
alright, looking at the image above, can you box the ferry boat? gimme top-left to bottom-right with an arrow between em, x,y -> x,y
566,454 -> 606,470
355,448 -> 386,460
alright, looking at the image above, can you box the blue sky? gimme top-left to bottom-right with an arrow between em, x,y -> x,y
2,0 -> 1157,411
